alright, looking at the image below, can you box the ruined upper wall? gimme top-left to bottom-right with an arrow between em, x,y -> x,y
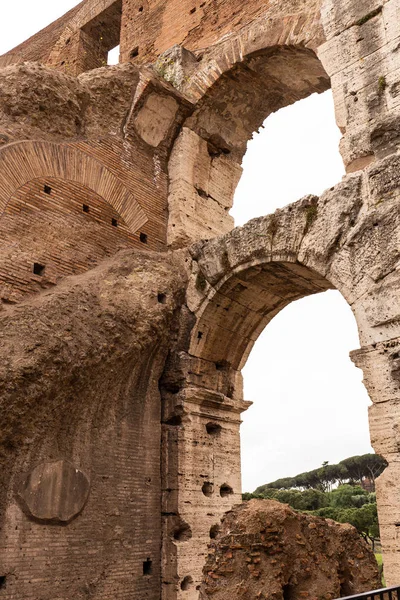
1,0 -> 325,75
0,2 -> 83,67
120,0 -> 325,64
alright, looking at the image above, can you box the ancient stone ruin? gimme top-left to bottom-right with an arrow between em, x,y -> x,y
0,0 -> 400,599
200,499 -> 381,600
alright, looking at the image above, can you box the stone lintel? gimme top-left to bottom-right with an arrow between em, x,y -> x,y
177,385 -> 251,414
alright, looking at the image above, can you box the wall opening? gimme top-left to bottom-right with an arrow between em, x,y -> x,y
181,576 -> 194,591
220,484 -> 233,498
173,521 -> 193,542
143,558 -> 152,575
165,415 -> 182,426
191,259 -> 372,503
210,524 -> 220,539
130,46 -> 139,59
240,291 -> 373,495
206,422 -> 222,436
231,91 -> 345,225
79,0 -> 122,72
33,263 -> 45,276
282,584 -> 295,600
190,58 -> 371,497
202,482 -> 214,497
107,45 -> 120,65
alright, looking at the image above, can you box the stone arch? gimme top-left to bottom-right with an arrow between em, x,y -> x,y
185,44 -> 330,161
190,259 -> 333,371
168,30 -> 333,247
0,140 -> 148,234
188,199 -> 351,370
165,171 -> 400,591
182,7 -> 327,104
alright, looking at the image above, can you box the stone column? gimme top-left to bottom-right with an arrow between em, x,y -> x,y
168,127 -> 242,248
352,337 -> 400,586
319,0 -> 400,172
161,354 -> 250,599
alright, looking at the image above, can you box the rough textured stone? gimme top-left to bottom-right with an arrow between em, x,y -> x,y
134,93 -> 179,147
0,249 -> 188,600
199,500 -> 381,600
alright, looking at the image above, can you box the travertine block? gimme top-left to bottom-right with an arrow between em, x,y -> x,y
134,93 -> 179,147
322,0 -> 387,40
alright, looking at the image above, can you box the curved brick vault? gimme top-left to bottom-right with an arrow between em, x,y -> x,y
0,140 -> 148,232
1,0 -> 400,599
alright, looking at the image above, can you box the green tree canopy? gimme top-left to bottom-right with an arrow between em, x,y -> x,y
254,454 -> 387,495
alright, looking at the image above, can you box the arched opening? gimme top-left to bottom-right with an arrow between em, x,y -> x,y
190,260 -> 334,370
168,43 -> 338,247
183,38 -> 372,498
227,84 -> 370,495
186,45 -> 330,162
184,235 -> 379,587
240,290 -> 373,494
165,31 -> 394,592
230,90 -> 345,225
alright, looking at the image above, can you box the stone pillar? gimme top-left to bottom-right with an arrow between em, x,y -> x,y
319,0 -> 400,172
167,127 -> 242,248
351,337 -> 400,585
161,354 -> 250,599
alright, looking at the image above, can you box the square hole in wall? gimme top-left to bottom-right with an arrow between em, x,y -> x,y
130,46 -> 139,59
83,204 -> 90,213
143,558 -> 152,575
0,576 -> 6,589
140,232 -> 148,244
33,263 -> 45,276
80,0 -> 122,71
43,185 -> 52,195
112,218 -> 118,227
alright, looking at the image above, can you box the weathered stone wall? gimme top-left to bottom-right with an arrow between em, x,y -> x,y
0,60 -> 193,304
319,0 -> 400,172
165,159 -> 400,596
0,249 -> 188,599
2,0 -> 325,73
1,0 -> 400,598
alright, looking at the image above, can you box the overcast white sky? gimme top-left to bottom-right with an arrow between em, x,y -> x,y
1,2 -> 374,493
